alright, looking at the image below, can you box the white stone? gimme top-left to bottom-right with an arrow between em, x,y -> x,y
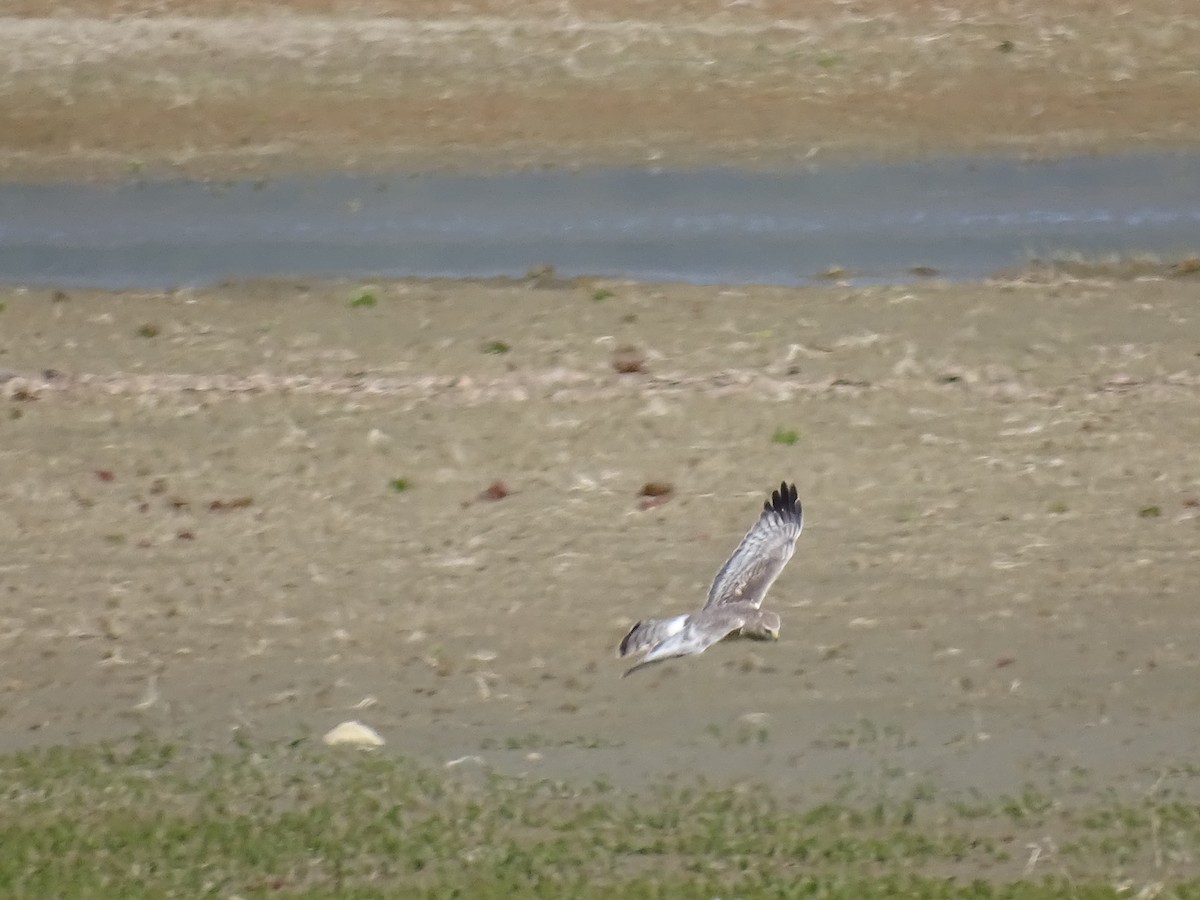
322,720 -> 384,748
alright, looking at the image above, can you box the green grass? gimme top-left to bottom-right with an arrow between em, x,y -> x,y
348,288 -> 377,308
2,737 -> 1200,898
388,477 -> 411,492
482,340 -> 511,354
771,427 -> 799,445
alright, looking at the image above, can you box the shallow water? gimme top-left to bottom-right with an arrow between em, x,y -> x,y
1,153 -> 1197,288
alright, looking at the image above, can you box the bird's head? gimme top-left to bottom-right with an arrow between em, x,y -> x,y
744,610 -> 782,641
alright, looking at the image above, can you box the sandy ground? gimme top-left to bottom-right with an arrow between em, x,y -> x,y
2,274 -> 1199,796
2,0 -> 1200,809
3,0 -> 1200,180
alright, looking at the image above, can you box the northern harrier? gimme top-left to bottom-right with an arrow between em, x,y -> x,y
618,481 -> 803,677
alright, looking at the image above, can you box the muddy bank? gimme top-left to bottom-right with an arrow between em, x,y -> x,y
1,275 -> 1198,796
3,1 -> 1200,180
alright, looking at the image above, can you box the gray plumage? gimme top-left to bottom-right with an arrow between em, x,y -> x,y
618,482 -> 802,676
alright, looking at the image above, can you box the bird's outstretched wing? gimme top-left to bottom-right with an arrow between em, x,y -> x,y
703,481 -> 803,610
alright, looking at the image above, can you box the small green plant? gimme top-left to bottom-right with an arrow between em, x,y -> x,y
482,340 -> 511,354
389,478 -> 411,492
0,301 -> 6,313
771,427 -> 799,445
1138,504 -> 1161,518
136,323 -> 160,338
349,289 -> 377,308
591,288 -> 614,301
1048,500 -> 1069,515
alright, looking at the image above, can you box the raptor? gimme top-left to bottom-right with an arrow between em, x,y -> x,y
618,481 -> 803,677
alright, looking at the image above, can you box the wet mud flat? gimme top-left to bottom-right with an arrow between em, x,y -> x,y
1,273 -> 1198,798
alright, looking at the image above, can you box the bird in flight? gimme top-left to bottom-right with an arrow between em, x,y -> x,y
618,481 -> 803,677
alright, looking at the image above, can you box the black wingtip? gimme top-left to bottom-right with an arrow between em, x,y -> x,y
765,481 -> 801,520
617,621 -> 640,658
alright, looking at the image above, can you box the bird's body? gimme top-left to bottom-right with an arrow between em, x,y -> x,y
618,482 -> 803,676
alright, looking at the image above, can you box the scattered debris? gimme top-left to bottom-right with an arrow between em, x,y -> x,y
525,264 -> 570,289
639,481 -> 673,498
637,482 -> 673,508
208,496 -> 253,512
612,346 -> 646,374
132,673 -> 160,711
1168,256 -> 1200,277
474,674 -> 492,700
95,469 -> 115,482
5,380 -> 38,402
480,480 -> 511,501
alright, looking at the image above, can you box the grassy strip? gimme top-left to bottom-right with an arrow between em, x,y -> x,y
1,736 -> 1197,898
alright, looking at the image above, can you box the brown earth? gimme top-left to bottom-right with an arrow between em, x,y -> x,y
2,273 -> 1199,797
2,0 -> 1200,180
2,0 -> 1200,807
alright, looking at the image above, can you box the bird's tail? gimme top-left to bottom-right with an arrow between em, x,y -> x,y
617,613 -> 689,658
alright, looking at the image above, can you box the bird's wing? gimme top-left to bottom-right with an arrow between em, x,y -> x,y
617,613 -> 689,658
703,482 -> 803,610
622,607 -> 750,677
